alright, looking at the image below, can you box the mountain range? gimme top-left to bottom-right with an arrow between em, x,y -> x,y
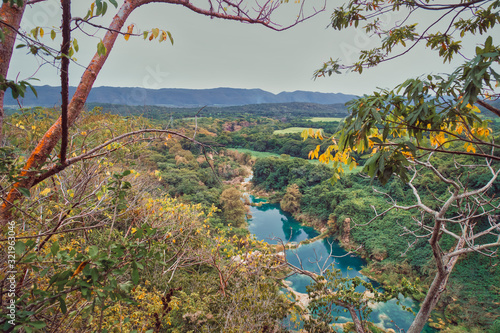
4,86 -> 357,107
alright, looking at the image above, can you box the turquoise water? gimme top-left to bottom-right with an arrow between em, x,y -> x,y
246,194 -> 435,332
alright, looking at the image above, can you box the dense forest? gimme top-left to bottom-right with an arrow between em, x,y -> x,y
252,155 -> 500,329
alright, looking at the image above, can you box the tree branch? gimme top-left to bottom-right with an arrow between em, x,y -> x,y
476,99 -> 500,118
60,0 -> 71,164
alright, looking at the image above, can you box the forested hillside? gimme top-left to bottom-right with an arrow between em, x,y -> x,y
3,86 -> 356,108
1,101 -> 499,332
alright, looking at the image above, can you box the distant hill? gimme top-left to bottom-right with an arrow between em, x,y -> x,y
3,86 -> 357,108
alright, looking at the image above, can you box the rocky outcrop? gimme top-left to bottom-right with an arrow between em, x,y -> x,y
342,217 -> 351,245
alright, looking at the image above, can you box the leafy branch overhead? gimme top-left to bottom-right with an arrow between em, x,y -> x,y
315,0 -> 500,76
307,39 -> 499,184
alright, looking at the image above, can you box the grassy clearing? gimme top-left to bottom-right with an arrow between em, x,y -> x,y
273,127 -> 321,135
228,148 -> 281,159
306,117 -> 344,122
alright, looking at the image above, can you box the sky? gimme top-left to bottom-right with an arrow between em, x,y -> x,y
7,0 -> 494,96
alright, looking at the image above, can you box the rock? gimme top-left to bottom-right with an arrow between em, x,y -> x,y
342,217 -> 351,245
275,252 -> 285,261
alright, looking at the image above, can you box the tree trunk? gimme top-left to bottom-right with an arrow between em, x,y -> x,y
0,2 -> 27,142
347,305 -> 366,333
407,237 -> 464,333
0,0 -> 136,225
407,271 -> 447,333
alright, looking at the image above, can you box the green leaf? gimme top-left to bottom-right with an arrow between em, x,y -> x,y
167,31 -> 174,45
97,40 -> 107,56
485,35 -> 492,51
51,241 -> 60,256
18,187 -> 30,197
131,263 -> 139,284
91,268 -> 99,282
28,321 -> 46,329
96,0 -> 102,15
109,0 -> 118,7
59,297 -> 67,314
28,83 -> 38,98
73,39 -> 79,52
89,245 -> 99,258
101,1 -> 108,16
51,29 -> 56,40
15,241 -> 26,255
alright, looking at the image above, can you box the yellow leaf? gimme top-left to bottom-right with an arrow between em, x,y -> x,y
124,24 -> 134,41
39,188 -> 51,196
160,30 -> 167,42
301,129 -> 308,141
70,261 -> 89,280
131,227 -> 137,234
40,28 -> 44,38
466,143 -> 476,153
152,28 -> 159,38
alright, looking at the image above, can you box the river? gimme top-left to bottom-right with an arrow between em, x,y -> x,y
245,192 -> 436,332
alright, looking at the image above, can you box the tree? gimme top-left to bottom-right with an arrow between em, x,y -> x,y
219,187 -> 246,227
304,1 -> 500,332
0,0 -> 325,225
0,1 -> 26,140
280,183 -> 302,214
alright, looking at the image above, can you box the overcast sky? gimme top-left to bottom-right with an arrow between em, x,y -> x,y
7,0 -> 494,96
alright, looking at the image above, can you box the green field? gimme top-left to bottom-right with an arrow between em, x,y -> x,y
228,148 -> 281,159
306,117 -> 344,122
273,127 -> 321,135
228,148 -> 363,174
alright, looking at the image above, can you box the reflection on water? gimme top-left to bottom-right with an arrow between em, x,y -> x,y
246,194 -> 435,332
246,196 -> 318,244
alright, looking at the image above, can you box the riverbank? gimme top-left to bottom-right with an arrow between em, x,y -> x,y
242,183 -> 428,332
242,181 -> 446,332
